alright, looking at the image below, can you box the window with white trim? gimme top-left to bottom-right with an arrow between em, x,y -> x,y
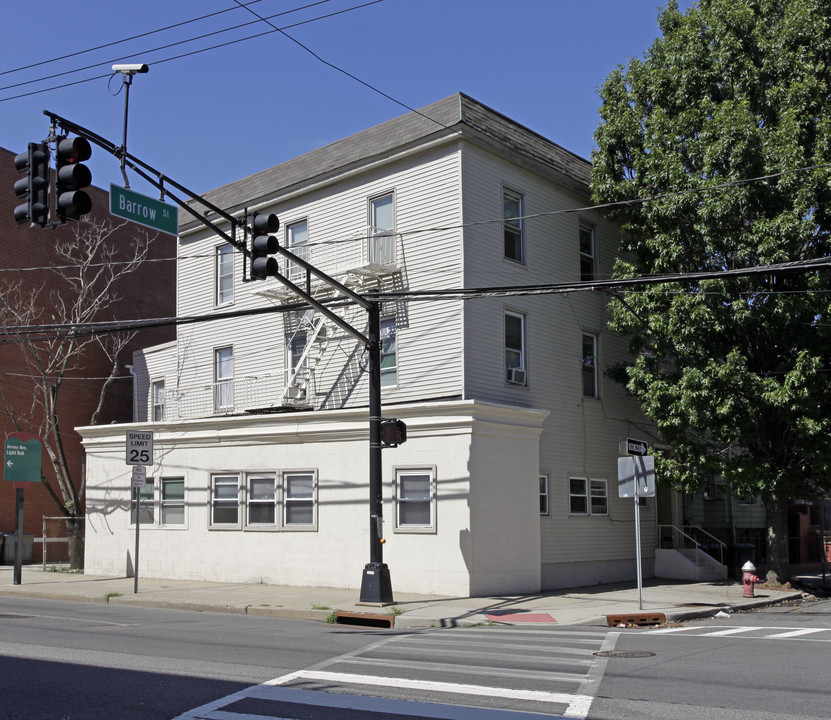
395,468 -> 435,532
286,219 -> 308,282
505,311 -> 526,385
283,471 -> 316,528
579,223 -> 595,281
582,333 -> 598,398
160,477 -> 185,525
247,474 -> 277,526
211,474 -> 240,526
380,317 -> 397,388
369,193 -> 395,265
151,380 -> 165,422
503,189 -> 524,263
569,477 -> 608,516
215,346 -> 234,410
216,244 -> 234,306
539,475 -> 549,515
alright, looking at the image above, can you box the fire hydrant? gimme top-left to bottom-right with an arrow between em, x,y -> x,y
742,561 -> 759,598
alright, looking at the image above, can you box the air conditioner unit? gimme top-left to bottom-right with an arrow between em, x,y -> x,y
507,368 -> 526,385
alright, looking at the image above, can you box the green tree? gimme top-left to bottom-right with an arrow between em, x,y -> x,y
591,0 -> 831,581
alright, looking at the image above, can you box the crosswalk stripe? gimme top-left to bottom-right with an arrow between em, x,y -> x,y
763,628 -> 826,638
268,669 -> 594,718
697,627 -> 763,636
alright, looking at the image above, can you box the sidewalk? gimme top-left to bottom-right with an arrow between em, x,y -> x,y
0,565 -> 805,629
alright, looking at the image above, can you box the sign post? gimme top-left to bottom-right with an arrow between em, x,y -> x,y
126,431 -> 153,593
4,433 -> 42,585
618,454 -> 656,610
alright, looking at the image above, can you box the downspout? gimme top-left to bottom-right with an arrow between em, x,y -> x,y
125,365 -> 137,423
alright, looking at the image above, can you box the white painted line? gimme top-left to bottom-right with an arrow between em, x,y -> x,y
647,625 -> 713,634
763,628 -> 826,638
268,669 -> 592,716
701,627 -> 763,637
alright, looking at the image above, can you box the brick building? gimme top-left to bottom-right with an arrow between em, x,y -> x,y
0,145 -> 176,562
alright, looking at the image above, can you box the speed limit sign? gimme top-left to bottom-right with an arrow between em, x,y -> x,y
126,431 -> 153,466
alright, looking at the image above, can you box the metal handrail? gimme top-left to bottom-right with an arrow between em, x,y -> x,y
657,524 -> 725,568
684,525 -> 727,565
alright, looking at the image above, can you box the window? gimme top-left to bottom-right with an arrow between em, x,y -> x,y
380,317 -> 397,387
160,477 -> 185,525
131,479 -> 155,525
151,380 -> 165,422
582,333 -> 598,398
395,468 -> 435,531
215,347 -> 234,410
539,475 -> 549,515
286,220 -> 308,282
570,477 -> 608,516
505,311 -> 526,385
247,474 -> 277,526
369,193 -> 395,265
503,190 -> 524,263
283,472 -> 316,527
211,474 -> 240,526
579,223 -> 595,281
216,244 -> 234,306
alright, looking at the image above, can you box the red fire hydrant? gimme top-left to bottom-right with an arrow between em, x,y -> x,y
742,561 -> 759,598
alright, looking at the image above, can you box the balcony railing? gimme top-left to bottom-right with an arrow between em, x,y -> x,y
265,226 -> 401,300
158,373 -> 314,420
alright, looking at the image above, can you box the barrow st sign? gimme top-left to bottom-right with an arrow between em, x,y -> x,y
110,184 -> 177,235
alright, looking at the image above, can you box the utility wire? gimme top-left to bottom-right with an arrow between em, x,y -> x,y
0,0 -> 269,76
0,1 -> 383,102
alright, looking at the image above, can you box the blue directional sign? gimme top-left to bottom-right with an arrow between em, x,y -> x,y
4,433 -> 42,483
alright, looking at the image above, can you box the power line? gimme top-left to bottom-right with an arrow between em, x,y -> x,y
0,1 -> 384,103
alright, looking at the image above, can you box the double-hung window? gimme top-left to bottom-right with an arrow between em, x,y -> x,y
582,333 -> 598,398
503,189 -> 524,263
286,220 -> 308,282
247,474 -> 277,526
211,474 -> 240,526
160,477 -> 185,525
215,347 -> 234,410
283,471 -> 316,528
380,317 -> 397,388
151,380 -> 165,422
579,223 -> 595,281
569,477 -> 608,516
539,475 -> 549,515
395,468 -> 435,532
216,244 -> 234,306
505,311 -> 527,385
369,193 -> 395,266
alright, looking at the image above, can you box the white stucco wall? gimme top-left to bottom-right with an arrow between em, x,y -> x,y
80,400 -> 547,597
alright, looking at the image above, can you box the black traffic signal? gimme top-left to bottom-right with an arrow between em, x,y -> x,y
250,211 -> 279,280
55,135 -> 92,222
380,419 -> 407,448
13,142 -> 50,226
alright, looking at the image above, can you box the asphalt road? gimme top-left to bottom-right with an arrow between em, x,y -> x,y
1,595 -> 829,720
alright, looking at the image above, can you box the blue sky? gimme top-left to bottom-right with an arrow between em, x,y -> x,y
2,0 -> 692,197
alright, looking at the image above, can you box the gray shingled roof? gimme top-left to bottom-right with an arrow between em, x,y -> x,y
181,93 -> 590,232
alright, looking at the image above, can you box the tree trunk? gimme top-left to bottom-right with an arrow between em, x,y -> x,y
65,517 -> 84,571
765,495 -> 790,583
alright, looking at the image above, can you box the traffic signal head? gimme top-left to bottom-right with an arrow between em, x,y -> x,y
13,142 -> 50,226
250,211 -> 279,280
55,135 -> 92,222
380,419 -> 407,448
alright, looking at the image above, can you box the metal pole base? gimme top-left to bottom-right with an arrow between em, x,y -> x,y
359,562 -> 393,605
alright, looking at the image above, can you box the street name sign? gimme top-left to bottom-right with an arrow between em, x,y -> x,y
4,433 -> 42,483
110,184 -> 177,236
126,431 -> 153,466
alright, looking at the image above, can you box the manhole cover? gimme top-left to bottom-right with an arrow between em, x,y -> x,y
594,650 -> 656,658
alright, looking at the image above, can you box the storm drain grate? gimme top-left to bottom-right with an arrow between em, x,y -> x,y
594,650 -> 656,658
606,613 -> 666,627
334,610 -> 395,629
